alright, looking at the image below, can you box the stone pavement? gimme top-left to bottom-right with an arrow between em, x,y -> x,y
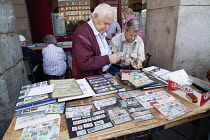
152,116 -> 210,140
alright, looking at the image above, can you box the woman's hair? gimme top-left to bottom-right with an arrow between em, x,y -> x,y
92,3 -> 114,19
126,19 -> 141,32
44,34 -> 57,45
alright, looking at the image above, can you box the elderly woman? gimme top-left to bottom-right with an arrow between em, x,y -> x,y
42,34 -> 66,79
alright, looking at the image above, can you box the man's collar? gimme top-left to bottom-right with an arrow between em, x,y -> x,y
87,19 -> 107,37
122,32 -> 138,44
47,44 -> 56,47
122,33 -> 126,42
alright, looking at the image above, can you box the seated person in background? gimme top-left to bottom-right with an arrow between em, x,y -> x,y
72,3 -> 120,79
109,19 -> 145,75
123,8 -> 145,43
42,34 -> 67,79
106,20 -> 121,44
19,35 -> 40,68
19,35 -> 44,82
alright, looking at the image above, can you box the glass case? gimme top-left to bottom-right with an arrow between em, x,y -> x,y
50,0 -> 91,36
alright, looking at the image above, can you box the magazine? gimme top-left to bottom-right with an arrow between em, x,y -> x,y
135,89 -> 178,109
151,100 -> 192,120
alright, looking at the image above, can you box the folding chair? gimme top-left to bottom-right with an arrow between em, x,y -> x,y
65,52 -> 72,78
23,57 -> 36,83
143,53 -> 152,68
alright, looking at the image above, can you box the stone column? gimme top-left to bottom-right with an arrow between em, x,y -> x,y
146,0 -> 210,81
12,0 -> 32,43
0,0 -> 29,138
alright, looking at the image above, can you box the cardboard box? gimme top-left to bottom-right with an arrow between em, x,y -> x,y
168,76 -> 210,106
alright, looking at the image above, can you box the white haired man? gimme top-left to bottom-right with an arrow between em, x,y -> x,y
72,3 -> 120,79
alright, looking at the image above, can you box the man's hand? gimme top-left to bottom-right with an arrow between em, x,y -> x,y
124,57 -> 133,64
136,58 -> 143,67
108,53 -> 120,64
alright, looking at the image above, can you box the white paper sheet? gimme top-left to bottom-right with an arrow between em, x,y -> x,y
28,84 -> 54,96
167,69 -> 191,85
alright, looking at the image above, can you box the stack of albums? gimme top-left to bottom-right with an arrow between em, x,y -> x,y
66,109 -> 113,139
13,81 -> 65,140
15,102 -> 65,118
49,79 -> 83,99
14,81 -> 56,112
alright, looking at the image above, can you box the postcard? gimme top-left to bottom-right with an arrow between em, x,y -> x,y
92,96 -> 120,111
108,108 -> 132,125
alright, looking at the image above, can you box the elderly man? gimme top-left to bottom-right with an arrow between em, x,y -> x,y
72,3 -> 120,79
110,19 -> 145,75
19,35 -> 44,82
19,35 -> 40,68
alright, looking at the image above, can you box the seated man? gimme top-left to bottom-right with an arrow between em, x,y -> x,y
19,35 -> 40,68
110,19 -> 145,75
19,35 -> 44,82
42,34 -> 67,79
